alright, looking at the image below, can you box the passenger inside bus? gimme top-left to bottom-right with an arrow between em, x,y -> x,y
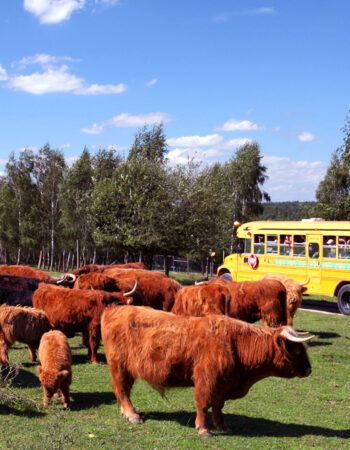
323,237 -> 336,259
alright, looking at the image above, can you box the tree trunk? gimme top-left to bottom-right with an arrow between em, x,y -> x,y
164,255 -> 170,277
16,247 -> 21,265
76,240 -> 80,270
92,248 -> 96,264
66,252 -> 71,272
37,250 -> 43,269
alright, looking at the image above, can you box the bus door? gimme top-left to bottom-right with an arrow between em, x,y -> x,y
306,235 -> 322,292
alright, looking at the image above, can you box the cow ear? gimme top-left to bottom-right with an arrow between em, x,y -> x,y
58,370 -> 69,380
126,297 -> 133,305
37,366 -> 42,375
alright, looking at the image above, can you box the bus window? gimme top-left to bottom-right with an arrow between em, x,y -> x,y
266,235 -> 278,254
293,235 -> 306,257
308,242 -> 319,259
254,235 -> 265,254
238,238 -> 251,254
280,235 -> 292,256
323,236 -> 336,259
339,236 -> 350,259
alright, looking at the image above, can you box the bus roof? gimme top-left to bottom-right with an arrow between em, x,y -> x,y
237,221 -> 350,237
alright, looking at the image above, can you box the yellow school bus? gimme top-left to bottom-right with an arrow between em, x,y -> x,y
217,220 -> 350,315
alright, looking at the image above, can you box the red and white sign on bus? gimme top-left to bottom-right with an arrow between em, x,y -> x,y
248,254 -> 258,269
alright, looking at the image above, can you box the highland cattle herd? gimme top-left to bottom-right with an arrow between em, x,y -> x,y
0,262 -> 314,438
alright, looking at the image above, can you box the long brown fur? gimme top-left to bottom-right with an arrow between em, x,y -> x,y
172,278 -> 287,327
72,262 -> 147,276
73,273 -> 147,306
33,284 -> 133,363
37,330 -> 72,408
0,305 -> 51,364
260,273 -> 307,325
104,269 -> 182,311
0,265 -> 54,282
101,305 -> 312,437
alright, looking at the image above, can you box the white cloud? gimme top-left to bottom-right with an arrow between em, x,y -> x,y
262,155 -> 328,201
65,155 -> 79,166
298,131 -> 315,142
14,54 -> 78,69
82,112 -> 174,135
212,7 -> 276,22
0,159 -> 8,166
0,65 -> 8,81
3,57 -> 126,96
218,138 -> 252,150
167,134 -> 223,148
81,123 -> 104,135
23,0 -> 120,24
215,118 -> 263,132
146,78 -> 158,87
24,0 -> 86,24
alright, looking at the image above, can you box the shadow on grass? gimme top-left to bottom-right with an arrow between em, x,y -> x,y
146,411 -> 350,439
71,391 -> 116,410
305,330 -> 342,347
72,353 -> 106,365
1,367 -> 41,388
0,404 -> 45,418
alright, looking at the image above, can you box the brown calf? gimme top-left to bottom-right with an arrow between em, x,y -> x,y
0,305 -> 51,364
37,330 -> 72,408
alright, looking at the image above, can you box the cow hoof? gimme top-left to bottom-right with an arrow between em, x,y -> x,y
198,430 -> 213,438
128,415 -> 143,424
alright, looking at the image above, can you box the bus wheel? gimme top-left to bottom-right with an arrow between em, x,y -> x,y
219,273 -> 233,282
337,285 -> 350,316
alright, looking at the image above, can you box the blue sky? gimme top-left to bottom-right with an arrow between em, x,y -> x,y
0,1 -> 349,201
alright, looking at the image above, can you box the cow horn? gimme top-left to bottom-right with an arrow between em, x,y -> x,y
56,273 -> 76,284
280,328 -> 314,343
299,278 -> 310,286
195,281 -> 206,286
123,281 -> 138,297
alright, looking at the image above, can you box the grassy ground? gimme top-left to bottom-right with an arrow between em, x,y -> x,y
1,309 -> 349,449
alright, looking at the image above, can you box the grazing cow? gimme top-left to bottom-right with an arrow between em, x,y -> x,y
72,262 -> 147,276
73,273 -> 148,306
0,273 -> 76,307
260,274 -> 309,325
105,269 -> 181,311
0,265 -> 54,282
172,278 -> 288,327
101,305 -> 313,437
33,283 -> 137,363
0,305 -> 51,364
37,330 -> 72,408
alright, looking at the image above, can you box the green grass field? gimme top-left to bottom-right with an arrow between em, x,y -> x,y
1,308 -> 349,449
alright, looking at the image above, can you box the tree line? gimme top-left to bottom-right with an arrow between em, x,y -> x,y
0,124 -> 269,271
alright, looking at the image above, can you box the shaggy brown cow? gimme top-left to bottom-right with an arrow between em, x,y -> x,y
105,269 -> 181,311
260,273 -> 309,325
172,278 -> 288,327
37,330 -> 72,408
73,273 -> 148,306
72,262 -> 147,276
0,305 -> 51,364
101,305 -> 313,437
33,283 -> 136,363
0,265 -> 54,282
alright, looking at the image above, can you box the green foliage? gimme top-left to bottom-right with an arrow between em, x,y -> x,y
314,112 -> 350,219
0,128 -> 270,265
260,201 -> 317,220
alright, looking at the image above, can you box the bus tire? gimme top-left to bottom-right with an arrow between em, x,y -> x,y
337,285 -> 350,316
219,272 -> 233,282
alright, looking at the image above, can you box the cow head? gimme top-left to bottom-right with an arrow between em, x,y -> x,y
273,327 -> 313,378
37,366 -> 70,406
